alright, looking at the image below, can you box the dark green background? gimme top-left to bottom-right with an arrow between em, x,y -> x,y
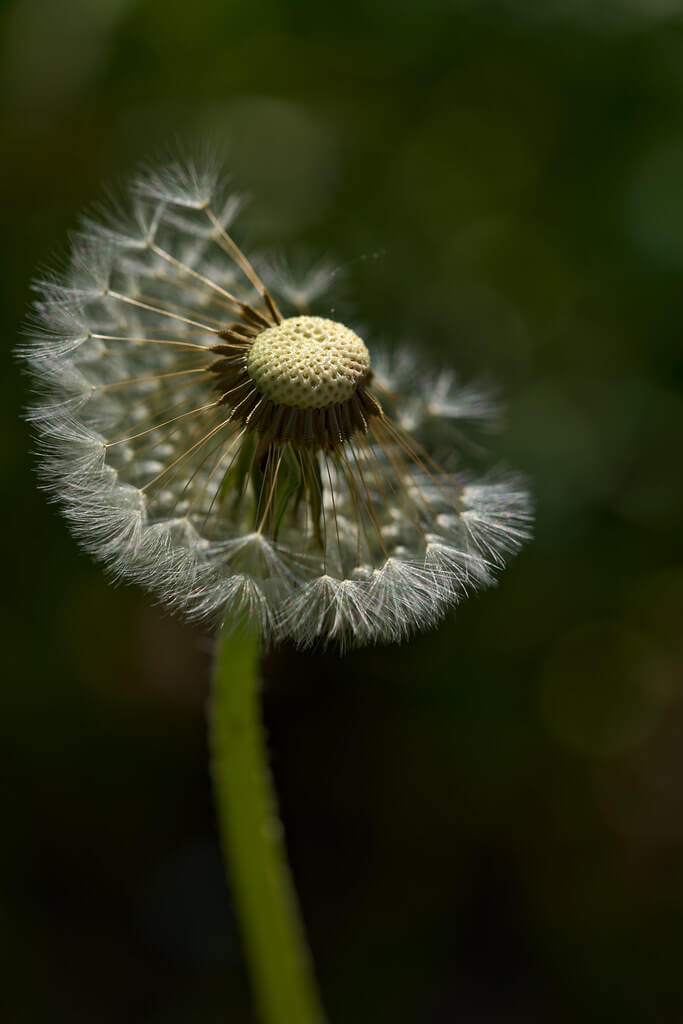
2,1 -> 683,1021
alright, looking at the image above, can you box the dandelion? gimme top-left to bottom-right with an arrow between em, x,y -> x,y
22,157 -> 533,1024
22,159 -> 531,650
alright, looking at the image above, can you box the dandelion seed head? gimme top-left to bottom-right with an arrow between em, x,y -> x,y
21,157 -> 532,648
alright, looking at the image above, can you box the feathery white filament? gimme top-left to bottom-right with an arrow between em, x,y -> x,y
21,157 -> 532,648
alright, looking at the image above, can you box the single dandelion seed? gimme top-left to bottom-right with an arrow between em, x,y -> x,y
20,158 -> 532,649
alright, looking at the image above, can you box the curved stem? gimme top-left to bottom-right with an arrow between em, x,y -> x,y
210,622 -> 327,1024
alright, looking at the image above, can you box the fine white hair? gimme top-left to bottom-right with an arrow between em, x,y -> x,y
21,157 -> 532,649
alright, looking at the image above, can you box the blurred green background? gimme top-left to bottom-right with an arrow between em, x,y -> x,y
2,0 -> 683,1021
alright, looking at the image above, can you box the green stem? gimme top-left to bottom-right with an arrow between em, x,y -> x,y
210,621 -> 327,1024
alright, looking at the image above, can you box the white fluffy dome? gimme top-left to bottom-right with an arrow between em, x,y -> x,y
20,158 -> 532,649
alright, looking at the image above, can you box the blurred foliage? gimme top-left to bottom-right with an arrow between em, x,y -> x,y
2,0 -> 683,1021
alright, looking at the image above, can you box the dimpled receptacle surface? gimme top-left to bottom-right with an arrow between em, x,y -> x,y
247,316 -> 371,409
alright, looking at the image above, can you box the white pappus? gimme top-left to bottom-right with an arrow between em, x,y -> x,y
21,158 -> 532,649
